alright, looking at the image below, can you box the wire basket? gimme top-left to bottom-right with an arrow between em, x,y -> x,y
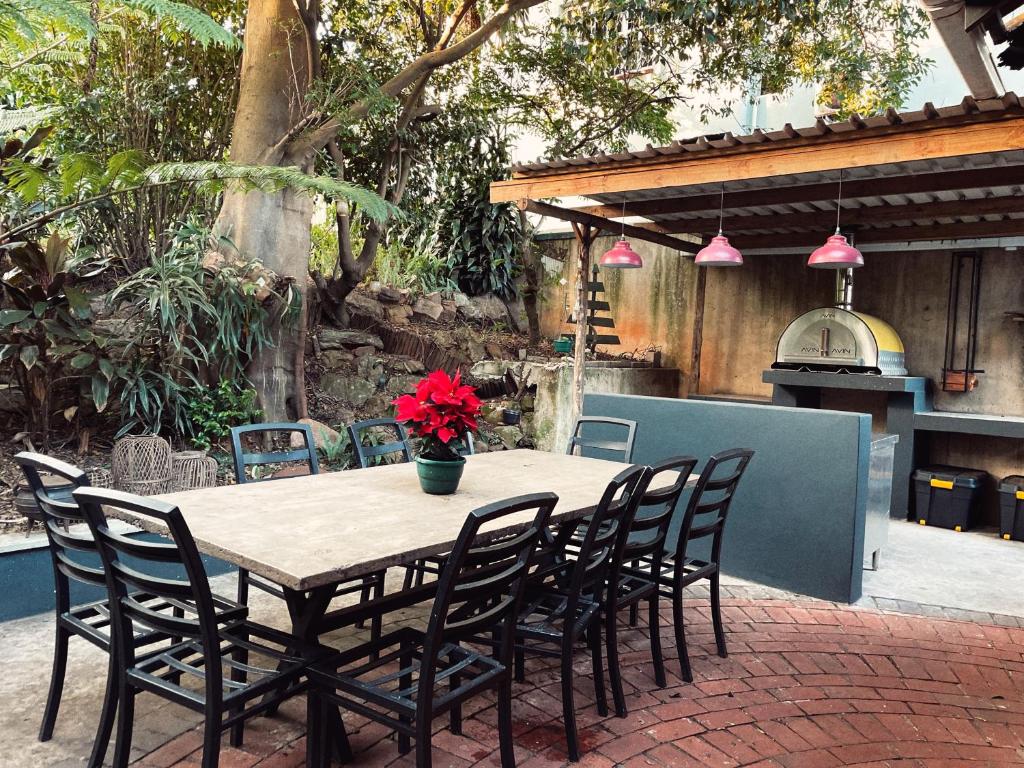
171,450 -> 218,492
111,435 -> 173,496
85,467 -> 112,488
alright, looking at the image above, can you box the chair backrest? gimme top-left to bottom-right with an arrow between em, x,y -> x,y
347,417 -> 412,468
456,431 -> 475,457
564,463 -> 653,606
230,422 -> 319,484
14,453 -> 100,604
417,492 -> 556,709
74,487 -> 223,697
566,416 -> 637,462
674,448 -> 755,566
623,455 -> 699,563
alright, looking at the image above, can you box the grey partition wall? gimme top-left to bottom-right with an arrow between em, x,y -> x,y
585,393 -> 872,603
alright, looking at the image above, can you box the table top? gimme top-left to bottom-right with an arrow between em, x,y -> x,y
110,450 -> 692,591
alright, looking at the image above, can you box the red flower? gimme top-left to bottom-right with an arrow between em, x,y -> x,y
393,369 -> 481,454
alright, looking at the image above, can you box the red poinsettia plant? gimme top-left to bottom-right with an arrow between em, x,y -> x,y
393,369 -> 482,461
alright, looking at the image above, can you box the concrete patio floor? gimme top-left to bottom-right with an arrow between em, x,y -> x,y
3,572 -> 1024,768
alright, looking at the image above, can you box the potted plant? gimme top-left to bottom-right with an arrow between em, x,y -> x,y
394,369 -> 482,495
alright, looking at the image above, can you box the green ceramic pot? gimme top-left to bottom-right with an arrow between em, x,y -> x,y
416,456 -> 467,495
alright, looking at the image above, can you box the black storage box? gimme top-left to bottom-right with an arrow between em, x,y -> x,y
999,475 -> 1024,542
912,465 -> 987,532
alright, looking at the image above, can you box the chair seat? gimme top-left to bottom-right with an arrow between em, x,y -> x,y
611,570 -> 659,609
128,619 -> 322,716
62,592 -> 246,651
634,552 -> 718,589
311,627 -> 506,727
516,587 -> 600,642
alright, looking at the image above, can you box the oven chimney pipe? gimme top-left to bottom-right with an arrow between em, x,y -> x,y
835,268 -> 854,310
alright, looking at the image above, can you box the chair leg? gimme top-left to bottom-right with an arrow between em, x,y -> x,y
710,572 -> 727,658
497,676 -> 515,768
449,670 -> 462,736
514,643 -> 525,684
672,587 -> 693,683
39,624 -> 69,742
403,565 -> 415,591
237,567 -> 249,606
628,602 -> 638,627
229,630 -> 248,747
87,650 -> 119,768
588,622 -> 608,717
605,610 -> 627,718
201,707 -> 221,768
112,685 -> 135,768
414,710 -> 433,768
648,595 -> 666,688
560,643 -> 580,762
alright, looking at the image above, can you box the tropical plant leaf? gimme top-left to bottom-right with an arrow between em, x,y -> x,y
0,107 -> 58,135
20,344 -> 39,369
143,162 -> 396,222
121,0 -> 239,48
91,373 -> 108,412
0,309 -> 33,325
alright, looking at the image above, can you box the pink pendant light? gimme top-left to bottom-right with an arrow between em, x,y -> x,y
599,200 -> 643,269
695,183 -> 743,266
808,170 -> 864,269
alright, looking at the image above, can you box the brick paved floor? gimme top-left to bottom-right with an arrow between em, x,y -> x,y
130,595 -> 1024,768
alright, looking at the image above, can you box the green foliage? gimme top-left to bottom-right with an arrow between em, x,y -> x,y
182,379 -> 261,451
107,221 -> 280,435
318,429 -> 353,470
367,223 -> 457,296
434,130 -> 521,300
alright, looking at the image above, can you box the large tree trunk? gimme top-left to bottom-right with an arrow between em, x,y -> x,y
215,0 -> 312,421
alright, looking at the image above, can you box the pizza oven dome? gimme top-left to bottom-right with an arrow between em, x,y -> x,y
772,307 -> 907,377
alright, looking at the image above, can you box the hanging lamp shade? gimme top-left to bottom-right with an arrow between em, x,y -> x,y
599,239 -> 643,268
807,232 -> 864,269
695,234 -> 743,267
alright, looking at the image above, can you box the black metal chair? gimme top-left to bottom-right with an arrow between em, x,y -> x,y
347,417 -> 413,468
307,492 -> 557,768
633,448 -> 754,681
75,486 -> 323,768
611,456 -> 699,690
15,452 -> 247,768
566,416 -> 638,463
512,464 -> 653,759
229,423 -> 384,636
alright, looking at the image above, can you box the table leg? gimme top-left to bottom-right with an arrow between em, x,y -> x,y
282,585 -> 354,764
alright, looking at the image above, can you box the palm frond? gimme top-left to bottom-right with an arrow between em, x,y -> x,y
145,162 -> 396,222
121,0 -> 239,48
0,105 -> 59,133
1,0 -> 96,38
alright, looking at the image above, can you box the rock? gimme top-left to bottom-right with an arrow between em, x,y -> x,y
356,355 -> 384,379
485,342 -> 503,359
377,286 -> 402,303
493,425 -> 524,450
386,304 -> 413,325
353,345 -> 377,357
398,288 -> 412,303
452,291 -> 470,307
412,295 -> 443,321
320,374 -> 376,406
456,302 -> 481,321
468,294 -> 509,323
321,349 -> 353,369
440,300 -> 457,324
346,291 -> 385,321
319,328 -> 383,351
388,374 -> 421,395
481,405 -> 504,426
391,358 -> 425,375
290,418 -> 341,450
466,340 -> 486,362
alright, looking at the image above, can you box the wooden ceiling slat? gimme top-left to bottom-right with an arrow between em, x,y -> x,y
655,195 -> 1024,234
579,164 -> 1024,219
730,218 -> 1024,249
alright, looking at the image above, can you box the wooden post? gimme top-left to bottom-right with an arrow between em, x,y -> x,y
571,223 -> 593,420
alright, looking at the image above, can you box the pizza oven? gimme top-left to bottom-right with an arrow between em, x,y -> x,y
772,270 -> 908,376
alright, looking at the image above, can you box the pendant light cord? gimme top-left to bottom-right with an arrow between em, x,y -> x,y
718,182 -> 725,236
621,199 -> 626,238
834,169 -> 844,234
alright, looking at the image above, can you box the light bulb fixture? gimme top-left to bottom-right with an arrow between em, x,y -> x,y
695,182 -> 743,267
808,169 -> 864,269
599,199 -> 643,269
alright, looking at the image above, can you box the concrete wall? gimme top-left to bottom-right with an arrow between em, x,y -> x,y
585,393 -> 872,603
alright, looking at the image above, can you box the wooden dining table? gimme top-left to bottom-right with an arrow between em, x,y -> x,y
110,449 -> 694,641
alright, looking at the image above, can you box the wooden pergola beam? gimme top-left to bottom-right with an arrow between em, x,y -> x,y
491,118 -> 1024,203
657,195 -> 1024,235
521,199 -> 700,253
730,218 -> 1024,249
577,164 -> 1024,219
